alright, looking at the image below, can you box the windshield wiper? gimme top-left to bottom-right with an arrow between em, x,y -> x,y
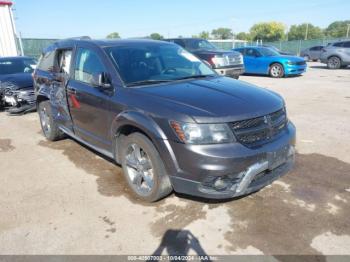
175,74 -> 216,81
126,79 -> 173,87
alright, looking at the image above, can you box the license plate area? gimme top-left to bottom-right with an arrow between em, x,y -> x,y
267,145 -> 289,170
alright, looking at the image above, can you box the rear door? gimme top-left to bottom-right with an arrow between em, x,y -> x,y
67,44 -> 114,151
34,47 -> 74,133
51,49 -> 74,132
342,41 -> 350,63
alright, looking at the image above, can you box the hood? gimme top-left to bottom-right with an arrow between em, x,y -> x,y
0,73 -> 34,90
274,55 -> 305,62
193,49 -> 241,56
134,76 -> 284,123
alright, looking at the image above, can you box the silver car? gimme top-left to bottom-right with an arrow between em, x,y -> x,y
320,41 -> 350,69
300,45 -> 324,61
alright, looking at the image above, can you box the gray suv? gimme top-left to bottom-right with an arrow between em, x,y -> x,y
320,41 -> 350,69
34,38 -> 295,202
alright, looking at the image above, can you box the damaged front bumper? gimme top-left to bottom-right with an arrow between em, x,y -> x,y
1,86 -> 36,114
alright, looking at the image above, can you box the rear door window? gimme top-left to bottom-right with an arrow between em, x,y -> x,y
343,41 -> 350,48
333,42 -> 344,47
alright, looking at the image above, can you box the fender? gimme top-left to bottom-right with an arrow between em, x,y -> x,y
110,110 -> 179,173
111,110 -> 168,141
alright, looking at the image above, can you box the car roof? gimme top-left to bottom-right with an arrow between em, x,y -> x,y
44,38 -> 174,53
236,46 -> 265,49
0,56 -> 35,61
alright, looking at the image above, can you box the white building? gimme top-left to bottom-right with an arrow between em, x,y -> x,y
0,1 -> 19,57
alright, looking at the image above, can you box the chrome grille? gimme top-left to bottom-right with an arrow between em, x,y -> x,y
230,108 -> 288,147
225,53 -> 242,65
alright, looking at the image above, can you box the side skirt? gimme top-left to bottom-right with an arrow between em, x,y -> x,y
59,125 -> 114,160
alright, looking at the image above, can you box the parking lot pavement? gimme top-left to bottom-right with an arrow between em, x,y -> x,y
0,62 -> 349,255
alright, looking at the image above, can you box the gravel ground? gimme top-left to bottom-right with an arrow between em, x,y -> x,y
0,62 -> 349,255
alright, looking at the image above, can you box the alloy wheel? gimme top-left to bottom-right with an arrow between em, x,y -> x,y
125,143 -> 154,196
271,65 -> 283,77
40,107 -> 51,135
328,57 -> 341,69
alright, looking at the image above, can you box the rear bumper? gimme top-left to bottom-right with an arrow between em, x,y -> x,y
214,65 -> 245,77
163,122 -> 296,199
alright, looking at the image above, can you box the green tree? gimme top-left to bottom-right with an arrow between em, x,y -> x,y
106,32 -> 121,39
235,32 -> 251,41
211,28 -> 233,39
325,20 -> 350,38
198,31 -> 210,39
150,33 -> 164,40
288,23 -> 324,40
250,22 -> 285,42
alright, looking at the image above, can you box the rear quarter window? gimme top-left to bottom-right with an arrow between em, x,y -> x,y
37,51 -> 55,71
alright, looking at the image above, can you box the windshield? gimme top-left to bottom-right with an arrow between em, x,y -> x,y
105,43 -> 216,86
0,58 -> 37,75
258,47 -> 280,57
185,39 -> 217,51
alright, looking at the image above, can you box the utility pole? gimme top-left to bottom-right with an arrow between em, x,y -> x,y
305,23 -> 309,40
347,24 -> 350,38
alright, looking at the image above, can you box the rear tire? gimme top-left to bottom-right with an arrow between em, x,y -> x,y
269,63 -> 285,78
327,56 -> 341,69
119,133 -> 172,202
38,101 -> 65,141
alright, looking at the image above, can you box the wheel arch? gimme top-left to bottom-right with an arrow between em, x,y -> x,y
111,111 -> 173,166
268,61 -> 285,75
327,55 -> 342,62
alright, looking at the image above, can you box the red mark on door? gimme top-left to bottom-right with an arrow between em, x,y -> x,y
70,94 -> 81,109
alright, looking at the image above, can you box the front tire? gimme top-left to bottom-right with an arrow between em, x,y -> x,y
269,63 -> 285,78
38,101 -> 65,141
119,133 -> 172,202
327,56 -> 341,69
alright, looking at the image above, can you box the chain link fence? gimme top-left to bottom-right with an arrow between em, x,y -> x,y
20,38 -> 58,58
211,37 -> 350,55
20,37 -> 350,58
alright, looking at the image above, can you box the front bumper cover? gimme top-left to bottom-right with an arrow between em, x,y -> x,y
164,122 -> 296,199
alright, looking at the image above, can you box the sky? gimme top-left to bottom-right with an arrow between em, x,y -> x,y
12,0 -> 350,39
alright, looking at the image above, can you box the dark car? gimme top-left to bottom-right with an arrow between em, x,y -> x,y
34,38 -> 295,202
300,46 -> 324,61
164,38 -> 244,79
0,56 -> 37,114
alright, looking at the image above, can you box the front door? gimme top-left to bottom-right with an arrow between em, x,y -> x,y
67,46 -> 114,151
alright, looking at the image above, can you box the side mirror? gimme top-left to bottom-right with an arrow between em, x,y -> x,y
91,72 -> 112,90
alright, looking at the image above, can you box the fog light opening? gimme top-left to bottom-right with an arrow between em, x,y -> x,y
214,177 -> 229,190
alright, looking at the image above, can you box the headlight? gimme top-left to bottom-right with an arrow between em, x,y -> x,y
286,61 -> 296,65
211,55 -> 230,68
170,121 -> 235,144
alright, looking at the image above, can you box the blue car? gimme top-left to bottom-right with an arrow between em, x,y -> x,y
234,47 -> 307,78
